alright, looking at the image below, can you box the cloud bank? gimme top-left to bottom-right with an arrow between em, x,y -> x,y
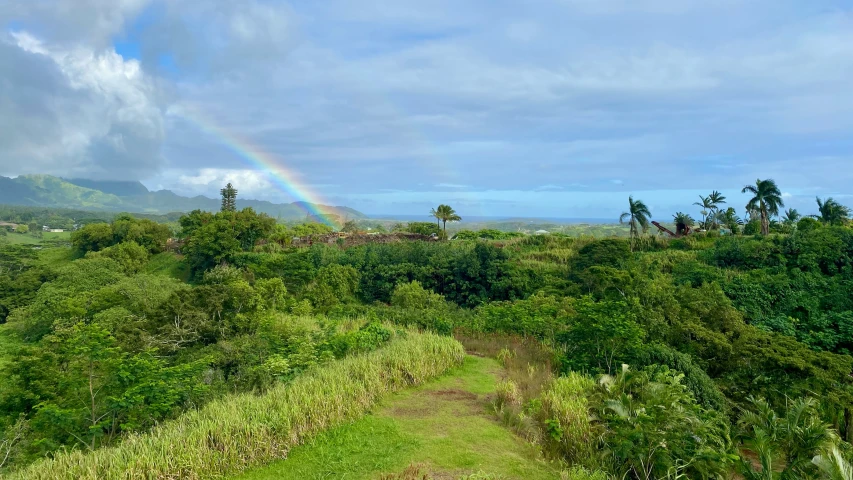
1,0 -> 852,216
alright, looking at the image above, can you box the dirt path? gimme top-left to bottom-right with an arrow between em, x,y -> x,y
235,355 -> 560,480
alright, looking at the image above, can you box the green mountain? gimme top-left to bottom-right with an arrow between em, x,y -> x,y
0,175 -> 366,220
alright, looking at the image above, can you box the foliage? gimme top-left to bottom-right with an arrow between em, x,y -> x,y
180,208 -> 276,275
405,222 -> 441,236
7,333 -> 464,480
432,204 -> 462,232
559,298 -> 646,375
390,281 -> 447,310
539,373 -> 598,467
815,197 -> 851,226
595,365 -> 734,480
737,397 -> 839,480
620,196 -> 651,249
220,183 -> 238,212
71,214 -> 170,255
453,229 -> 525,240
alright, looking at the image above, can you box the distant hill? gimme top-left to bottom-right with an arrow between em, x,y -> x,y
0,175 -> 366,220
63,178 -> 150,197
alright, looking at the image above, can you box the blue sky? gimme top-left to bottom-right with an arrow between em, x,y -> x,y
1,0 -> 853,218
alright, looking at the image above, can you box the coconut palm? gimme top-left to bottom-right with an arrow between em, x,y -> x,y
619,196 -> 651,250
814,197 -> 851,226
707,191 -> 727,229
433,204 -> 461,232
429,207 -> 441,227
709,190 -> 727,210
694,195 -> 714,229
782,208 -> 801,225
742,179 -> 784,235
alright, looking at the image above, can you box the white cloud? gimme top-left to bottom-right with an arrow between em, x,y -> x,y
1,0 -> 151,47
174,168 -> 275,196
0,32 -> 164,179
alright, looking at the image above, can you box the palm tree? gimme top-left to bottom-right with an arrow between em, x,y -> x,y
619,196 -> 651,250
737,397 -> 838,480
433,204 -> 461,232
709,190 -> 727,210
813,447 -> 853,480
694,195 -> 713,229
782,208 -> 801,225
429,207 -> 441,227
708,191 -> 727,229
814,197 -> 851,226
742,179 -> 784,235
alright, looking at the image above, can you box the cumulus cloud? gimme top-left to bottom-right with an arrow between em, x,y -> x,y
0,32 -> 164,179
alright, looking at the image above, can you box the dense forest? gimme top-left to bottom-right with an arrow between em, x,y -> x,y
1,185 -> 852,479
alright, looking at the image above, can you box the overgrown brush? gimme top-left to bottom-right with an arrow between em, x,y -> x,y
494,380 -> 522,409
8,332 -> 464,480
539,373 -> 599,468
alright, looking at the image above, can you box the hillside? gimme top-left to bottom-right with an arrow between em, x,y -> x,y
0,175 -> 366,220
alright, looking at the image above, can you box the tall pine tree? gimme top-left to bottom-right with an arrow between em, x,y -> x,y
220,183 -> 237,212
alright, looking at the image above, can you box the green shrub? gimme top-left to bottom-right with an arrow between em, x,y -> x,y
405,222 -> 441,236
390,281 -> 446,309
8,332 -> 464,480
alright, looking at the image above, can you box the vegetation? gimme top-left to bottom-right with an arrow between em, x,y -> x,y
1,180 -> 852,478
619,196 -> 651,249
742,178 -> 784,235
8,333 -> 464,479
431,204 -> 462,232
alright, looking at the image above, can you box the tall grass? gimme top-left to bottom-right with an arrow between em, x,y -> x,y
8,332 -> 464,480
539,373 -> 599,467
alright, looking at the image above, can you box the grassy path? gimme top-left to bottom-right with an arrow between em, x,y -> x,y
235,355 -> 559,480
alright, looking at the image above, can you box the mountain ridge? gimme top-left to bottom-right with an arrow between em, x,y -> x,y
0,175 -> 366,220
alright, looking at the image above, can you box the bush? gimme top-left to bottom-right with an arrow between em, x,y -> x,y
494,380 -> 522,410
743,220 -> 761,235
405,222 -> 441,236
571,239 -> 630,273
9,332 -> 465,480
390,281 -> 446,309
797,217 -> 822,232
85,241 -> 149,274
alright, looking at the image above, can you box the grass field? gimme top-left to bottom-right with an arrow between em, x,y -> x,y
235,355 -> 560,480
3,231 -> 71,245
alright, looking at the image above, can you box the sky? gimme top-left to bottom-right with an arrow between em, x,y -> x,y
1,0 -> 852,218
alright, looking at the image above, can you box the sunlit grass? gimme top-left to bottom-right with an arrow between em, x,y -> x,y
238,355 -> 560,480
144,252 -> 191,282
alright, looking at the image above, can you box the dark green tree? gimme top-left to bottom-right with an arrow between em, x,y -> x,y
220,183 -> 238,212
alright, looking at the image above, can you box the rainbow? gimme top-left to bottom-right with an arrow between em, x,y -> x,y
170,104 -> 336,224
